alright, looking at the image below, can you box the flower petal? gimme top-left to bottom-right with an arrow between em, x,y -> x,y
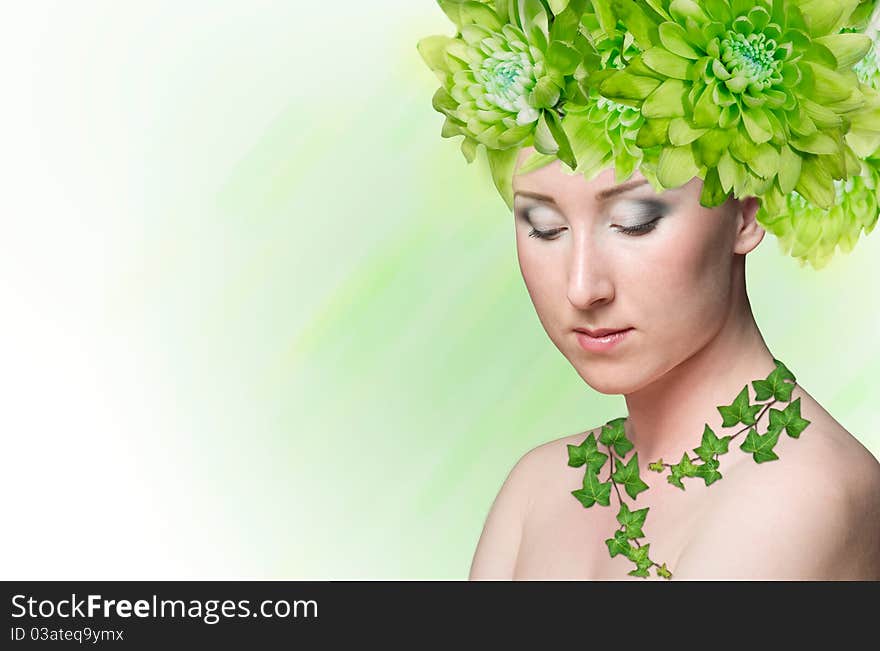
815,33 -> 872,69
487,146 -> 521,210
777,145 -> 803,194
643,47 -> 692,79
742,107 -> 773,143
659,22 -> 701,59
669,117 -> 708,145
600,72 -> 663,102
658,145 -> 700,188
643,79 -> 688,118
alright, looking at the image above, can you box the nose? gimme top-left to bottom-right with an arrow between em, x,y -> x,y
566,228 -> 614,309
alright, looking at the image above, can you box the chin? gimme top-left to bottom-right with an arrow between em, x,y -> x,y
576,355 -> 676,396
575,368 -> 640,396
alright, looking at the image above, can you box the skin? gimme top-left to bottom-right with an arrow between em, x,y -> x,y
468,147 -> 880,580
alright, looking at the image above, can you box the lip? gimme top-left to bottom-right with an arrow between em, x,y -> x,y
573,327 -> 633,352
574,326 -> 632,337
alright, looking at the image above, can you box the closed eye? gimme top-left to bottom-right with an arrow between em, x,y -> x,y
614,215 -> 663,235
528,227 -> 564,240
528,215 -> 663,240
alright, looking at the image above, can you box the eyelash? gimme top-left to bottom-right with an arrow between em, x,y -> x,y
527,215 -> 663,240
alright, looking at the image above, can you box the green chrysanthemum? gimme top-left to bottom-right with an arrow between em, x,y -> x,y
417,0 -> 602,208
513,2 -> 664,186
757,156 -> 880,268
757,20 -> 880,268
558,4 -> 660,184
598,0 -> 876,209
563,91 -> 649,182
417,7 -> 548,158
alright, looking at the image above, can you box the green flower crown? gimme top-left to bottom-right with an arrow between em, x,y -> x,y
417,0 -> 880,269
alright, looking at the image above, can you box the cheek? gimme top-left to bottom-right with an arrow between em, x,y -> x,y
515,235 -> 565,323
638,218 -> 733,347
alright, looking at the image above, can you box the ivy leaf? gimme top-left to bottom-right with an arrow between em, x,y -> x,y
605,529 -> 632,558
655,562 -> 673,579
584,449 -> 609,474
678,453 -> 699,476
599,417 -> 634,457
752,363 -> 796,402
739,426 -> 781,463
717,385 -> 762,427
648,458 -> 665,472
616,502 -> 649,539
694,457 -> 722,486
692,424 -> 731,462
667,451 -> 698,490
626,543 -> 653,577
612,452 -> 650,500
768,397 -> 811,439
566,435 -> 592,467
572,469 -> 612,507
625,541 -> 648,562
567,433 -> 609,473
771,357 -> 796,383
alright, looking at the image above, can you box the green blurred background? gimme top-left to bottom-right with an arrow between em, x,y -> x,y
1,1 -> 877,579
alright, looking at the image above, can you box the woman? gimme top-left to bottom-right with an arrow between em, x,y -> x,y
467,146 -> 880,580
418,0 -> 880,579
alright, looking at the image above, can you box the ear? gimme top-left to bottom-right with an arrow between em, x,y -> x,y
732,196 -> 765,255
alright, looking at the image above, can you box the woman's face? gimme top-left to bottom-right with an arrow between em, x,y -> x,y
511,146 -> 763,395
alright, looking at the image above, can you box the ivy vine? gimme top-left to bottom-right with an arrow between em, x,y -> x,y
566,357 -> 811,579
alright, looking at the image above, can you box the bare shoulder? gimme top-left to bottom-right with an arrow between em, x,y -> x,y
721,417 -> 880,515
519,427 -> 605,467
467,428 -> 601,580
515,425 -> 610,492
482,424 -> 611,523
716,384 -> 880,512
675,412 -> 880,580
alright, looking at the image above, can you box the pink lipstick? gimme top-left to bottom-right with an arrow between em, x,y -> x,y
573,327 -> 633,353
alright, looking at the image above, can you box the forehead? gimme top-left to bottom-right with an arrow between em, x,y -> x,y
512,146 -> 654,203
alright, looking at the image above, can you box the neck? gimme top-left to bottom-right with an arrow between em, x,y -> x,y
622,271 -> 777,465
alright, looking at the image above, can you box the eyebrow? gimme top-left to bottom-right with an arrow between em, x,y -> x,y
514,179 -> 651,205
597,178 -> 651,201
